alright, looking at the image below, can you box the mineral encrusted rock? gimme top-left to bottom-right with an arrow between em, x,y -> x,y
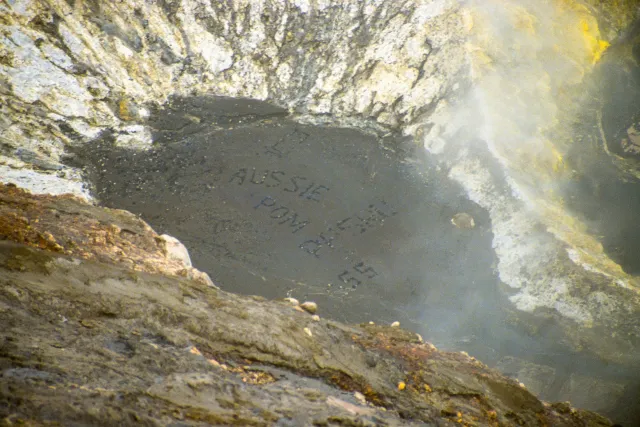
2,0 -> 640,411
1,0 -> 464,201
0,184 -> 615,426
0,183 -> 214,288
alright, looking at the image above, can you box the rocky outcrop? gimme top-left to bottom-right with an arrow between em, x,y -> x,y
0,0 -> 465,200
0,184 -> 615,426
0,182 -> 214,287
2,0 -> 640,422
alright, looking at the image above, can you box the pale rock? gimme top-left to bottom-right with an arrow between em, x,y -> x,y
67,120 -> 105,140
187,269 -> 217,288
157,234 -> 192,268
451,213 -> 475,229
284,297 -> 300,306
0,166 -> 92,202
300,301 -> 318,314
114,125 -> 153,150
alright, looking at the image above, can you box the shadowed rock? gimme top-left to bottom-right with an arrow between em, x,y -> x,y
0,183 -> 615,426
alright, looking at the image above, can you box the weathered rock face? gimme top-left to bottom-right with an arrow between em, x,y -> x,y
0,182 -> 214,287
421,0 -> 640,370
0,184 -> 616,426
3,0 -> 640,423
1,0 -> 465,200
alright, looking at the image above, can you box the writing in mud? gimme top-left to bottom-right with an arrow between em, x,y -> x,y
249,193 -> 393,292
264,128 -> 310,158
229,167 -> 329,202
253,196 -> 310,233
299,201 -> 398,258
338,262 -> 379,290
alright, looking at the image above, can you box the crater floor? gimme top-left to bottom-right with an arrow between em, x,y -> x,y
72,96 -> 640,425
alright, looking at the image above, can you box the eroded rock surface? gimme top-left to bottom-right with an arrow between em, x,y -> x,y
2,0 -> 640,369
0,184 -> 615,426
0,183 -> 214,287
0,0 -> 465,200
2,0 -> 640,424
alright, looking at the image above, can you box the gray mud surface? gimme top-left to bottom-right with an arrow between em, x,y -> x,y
75,96 -> 501,355
71,96 -> 640,425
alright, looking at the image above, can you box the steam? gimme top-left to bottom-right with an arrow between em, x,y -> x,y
422,0 -> 629,337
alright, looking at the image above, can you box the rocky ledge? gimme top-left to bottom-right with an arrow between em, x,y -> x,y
0,183 -> 617,425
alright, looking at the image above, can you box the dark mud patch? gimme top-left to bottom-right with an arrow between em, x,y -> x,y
67,95 -> 640,425
71,96 -> 501,353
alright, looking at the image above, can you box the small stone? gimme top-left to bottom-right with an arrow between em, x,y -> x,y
451,212 -> 475,229
284,297 -> 299,306
424,384 -> 432,393
354,391 -> 366,404
80,319 -> 96,328
397,381 -> 406,391
157,234 -> 192,267
304,327 -> 313,337
311,315 -> 320,321
300,301 -> 318,314
391,321 -> 400,328
415,333 -> 423,343
369,321 -> 375,325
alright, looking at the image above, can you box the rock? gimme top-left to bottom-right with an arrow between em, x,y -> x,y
559,374 -> 626,415
0,0 -> 465,197
451,212 -> 475,229
300,301 -> 318,314
157,234 -> 192,268
0,165 -> 91,202
284,297 -> 300,306
187,269 -> 217,288
1,0 -> 640,423
0,184 -> 618,426
391,321 -> 400,328
326,396 -> 375,417
312,315 -> 320,322
0,183 -> 211,286
496,356 -> 557,398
